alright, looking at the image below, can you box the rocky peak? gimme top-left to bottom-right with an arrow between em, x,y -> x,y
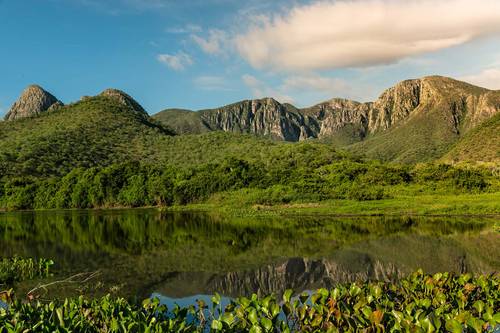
99,88 -> 147,115
4,85 -> 63,121
368,79 -> 423,131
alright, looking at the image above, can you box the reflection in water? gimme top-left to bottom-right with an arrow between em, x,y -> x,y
0,209 -> 498,300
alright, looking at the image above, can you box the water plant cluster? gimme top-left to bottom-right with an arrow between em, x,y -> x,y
0,271 -> 498,332
0,257 -> 53,286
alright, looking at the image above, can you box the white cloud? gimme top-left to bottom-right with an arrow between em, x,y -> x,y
191,29 -> 228,55
193,76 -> 233,91
166,24 -> 202,34
460,67 -> 500,90
157,52 -> 193,71
281,74 -> 350,95
242,74 -> 294,104
235,0 -> 500,71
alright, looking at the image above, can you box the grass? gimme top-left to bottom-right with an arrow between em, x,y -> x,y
165,191 -> 500,217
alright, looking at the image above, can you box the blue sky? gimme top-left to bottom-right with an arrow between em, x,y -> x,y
1,0 -> 500,116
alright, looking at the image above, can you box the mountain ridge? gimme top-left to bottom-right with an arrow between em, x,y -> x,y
3,75 -> 499,164
154,75 -> 500,163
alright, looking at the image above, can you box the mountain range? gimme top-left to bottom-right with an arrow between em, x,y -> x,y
2,75 -> 499,166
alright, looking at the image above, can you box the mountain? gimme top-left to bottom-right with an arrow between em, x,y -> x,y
154,76 -> 500,163
4,85 -> 63,121
0,85 -> 342,179
155,98 -> 314,141
348,76 -> 500,163
0,88 -> 173,178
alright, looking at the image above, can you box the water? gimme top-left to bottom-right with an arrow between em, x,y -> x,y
0,209 -> 498,302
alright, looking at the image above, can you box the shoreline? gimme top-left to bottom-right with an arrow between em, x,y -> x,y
1,192 -> 499,219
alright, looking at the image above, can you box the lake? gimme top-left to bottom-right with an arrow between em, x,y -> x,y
0,209 -> 498,303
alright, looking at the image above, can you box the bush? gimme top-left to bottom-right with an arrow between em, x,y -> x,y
347,183 -> 386,201
449,168 -> 488,191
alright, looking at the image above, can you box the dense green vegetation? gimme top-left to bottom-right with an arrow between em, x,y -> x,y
1,271 -> 498,332
0,96 -> 172,179
0,152 -> 497,210
0,91 -> 498,212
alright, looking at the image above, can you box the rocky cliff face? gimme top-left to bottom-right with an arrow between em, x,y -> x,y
198,98 -> 314,141
4,85 -> 63,121
154,76 -> 500,148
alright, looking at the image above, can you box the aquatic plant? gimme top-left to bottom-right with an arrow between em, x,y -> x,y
0,257 -> 54,286
0,271 -> 498,332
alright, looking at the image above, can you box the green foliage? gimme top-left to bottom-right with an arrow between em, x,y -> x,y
0,96 -> 496,210
0,257 -> 53,286
0,157 -> 495,210
1,272 -> 498,332
346,183 -> 386,201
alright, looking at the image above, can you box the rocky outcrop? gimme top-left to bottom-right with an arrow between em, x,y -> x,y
99,88 -> 147,115
4,85 -> 63,121
198,98 -> 313,141
154,76 -> 500,147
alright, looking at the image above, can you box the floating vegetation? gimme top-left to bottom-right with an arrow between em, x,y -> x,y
0,271 -> 498,332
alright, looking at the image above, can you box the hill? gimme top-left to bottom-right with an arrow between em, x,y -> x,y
153,108 -> 211,135
154,76 -> 500,163
442,113 -> 500,163
0,91 -> 173,178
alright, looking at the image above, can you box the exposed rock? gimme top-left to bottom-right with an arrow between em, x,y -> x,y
154,76 -> 500,148
99,88 -> 147,115
4,85 -> 63,121
199,98 -> 308,141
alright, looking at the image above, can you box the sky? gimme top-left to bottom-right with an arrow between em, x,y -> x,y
1,0 -> 500,116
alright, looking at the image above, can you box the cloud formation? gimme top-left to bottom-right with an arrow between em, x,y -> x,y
460,67 -> 500,90
235,0 -> 500,71
157,52 -> 193,71
191,29 -> 228,55
281,74 -> 350,96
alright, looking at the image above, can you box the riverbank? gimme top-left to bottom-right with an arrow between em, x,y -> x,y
163,191 -> 500,218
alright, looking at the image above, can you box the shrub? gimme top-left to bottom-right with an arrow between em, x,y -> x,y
347,183 -> 386,201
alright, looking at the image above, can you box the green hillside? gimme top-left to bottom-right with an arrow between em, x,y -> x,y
153,108 -> 210,135
0,96 -> 173,178
442,113 -> 500,163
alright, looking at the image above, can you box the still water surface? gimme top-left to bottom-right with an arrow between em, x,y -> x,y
0,209 -> 498,302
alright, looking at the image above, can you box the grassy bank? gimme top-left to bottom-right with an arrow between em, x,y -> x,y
164,191 -> 500,217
